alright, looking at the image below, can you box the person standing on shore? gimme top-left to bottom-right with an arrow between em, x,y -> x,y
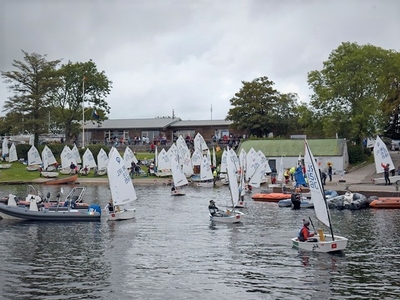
381,163 -> 391,185
328,163 -> 333,182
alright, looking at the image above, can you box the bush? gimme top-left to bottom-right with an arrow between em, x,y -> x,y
348,144 -> 367,164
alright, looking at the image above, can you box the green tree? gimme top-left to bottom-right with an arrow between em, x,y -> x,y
307,42 -> 400,144
226,76 -> 299,137
1,50 -> 61,146
51,60 -> 112,144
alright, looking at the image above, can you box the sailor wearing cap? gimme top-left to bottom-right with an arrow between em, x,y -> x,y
208,200 -> 219,216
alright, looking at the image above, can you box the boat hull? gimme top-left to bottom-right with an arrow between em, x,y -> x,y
45,174 -> 78,185
209,211 -> 243,223
369,198 -> 400,209
0,203 -> 101,222
107,208 -> 136,221
291,234 -> 348,253
252,193 -> 291,202
171,190 -> 186,196
41,171 -> 59,178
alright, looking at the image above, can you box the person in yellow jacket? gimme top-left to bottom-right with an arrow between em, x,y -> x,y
284,168 -> 290,184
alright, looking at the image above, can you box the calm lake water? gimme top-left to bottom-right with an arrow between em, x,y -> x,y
0,183 -> 400,300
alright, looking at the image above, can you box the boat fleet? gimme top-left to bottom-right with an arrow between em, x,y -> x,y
1,133 -> 400,254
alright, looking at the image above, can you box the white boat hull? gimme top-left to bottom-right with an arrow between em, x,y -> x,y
291,234 -> 348,253
0,164 -> 12,169
209,210 -> 243,223
26,165 -> 40,171
197,181 -> 214,187
41,171 -> 59,178
171,190 -> 185,196
107,208 -> 136,221
372,175 -> 400,185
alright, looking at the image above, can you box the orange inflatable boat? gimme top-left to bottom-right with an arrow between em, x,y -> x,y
252,193 -> 291,202
369,197 -> 400,209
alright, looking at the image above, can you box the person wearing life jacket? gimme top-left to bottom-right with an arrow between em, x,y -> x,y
298,219 -> 316,242
284,169 -> 290,184
208,200 -> 219,216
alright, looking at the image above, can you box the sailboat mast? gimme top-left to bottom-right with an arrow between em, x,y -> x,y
318,168 -> 335,241
305,141 -> 335,241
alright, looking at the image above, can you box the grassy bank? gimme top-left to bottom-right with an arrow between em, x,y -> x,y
0,152 -> 156,182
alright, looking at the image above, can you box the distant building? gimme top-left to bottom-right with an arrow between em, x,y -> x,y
239,138 -> 349,173
81,118 -> 246,147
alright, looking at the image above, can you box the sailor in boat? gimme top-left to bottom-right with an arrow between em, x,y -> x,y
297,219 -> 317,242
209,200 -> 222,216
108,199 -> 114,213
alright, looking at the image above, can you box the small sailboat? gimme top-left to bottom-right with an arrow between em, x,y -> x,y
169,145 -> 188,196
372,135 -> 398,185
80,148 -> 97,175
41,146 -> 59,177
197,155 -> 214,187
209,147 -> 243,223
59,145 -> 78,174
26,145 -> 42,171
96,148 -> 109,176
291,140 -> 348,253
107,147 -> 137,221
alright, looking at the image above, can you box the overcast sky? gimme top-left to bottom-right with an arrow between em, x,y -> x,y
1,0 -> 399,121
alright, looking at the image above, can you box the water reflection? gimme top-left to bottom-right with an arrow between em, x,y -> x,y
0,184 -> 400,299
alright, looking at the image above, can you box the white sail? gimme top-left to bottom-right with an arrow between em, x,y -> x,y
249,161 -> 268,188
61,145 -> 76,169
108,147 -> 137,206
277,156 -> 284,182
72,144 -> 82,164
42,146 -> 57,170
123,147 -> 138,168
228,148 -> 239,172
191,149 -> 203,166
212,147 -> 217,168
200,155 -> 213,181
304,140 -> 331,228
2,138 -> 9,157
194,132 -> 208,152
157,148 -> 171,170
8,143 -> 18,162
82,148 -> 97,169
245,148 -> 258,181
176,135 -> 189,165
239,148 -> 246,171
374,135 -> 394,174
169,149 -> 188,187
227,148 -> 239,207
27,145 -> 42,166
97,148 -> 109,170
220,149 -> 228,173
257,150 -> 271,173
182,151 -> 193,176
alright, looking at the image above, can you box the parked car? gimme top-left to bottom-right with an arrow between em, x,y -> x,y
391,140 -> 400,151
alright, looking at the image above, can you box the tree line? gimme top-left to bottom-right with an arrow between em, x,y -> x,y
2,43 -> 400,150
226,42 -> 400,147
1,50 -> 112,146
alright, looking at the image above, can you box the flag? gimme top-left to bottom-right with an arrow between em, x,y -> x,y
92,109 -> 100,120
